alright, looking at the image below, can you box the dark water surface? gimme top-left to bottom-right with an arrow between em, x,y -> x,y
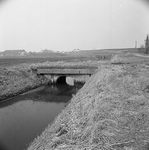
0,83 -> 83,150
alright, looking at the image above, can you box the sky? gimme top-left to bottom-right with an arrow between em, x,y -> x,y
0,0 -> 149,52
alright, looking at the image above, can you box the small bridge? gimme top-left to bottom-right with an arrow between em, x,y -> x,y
37,68 -> 95,75
36,68 -> 96,84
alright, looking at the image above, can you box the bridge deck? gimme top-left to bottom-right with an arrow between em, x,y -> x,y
37,68 -> 95,75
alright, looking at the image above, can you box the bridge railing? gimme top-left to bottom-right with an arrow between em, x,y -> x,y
37,68 -> 95,75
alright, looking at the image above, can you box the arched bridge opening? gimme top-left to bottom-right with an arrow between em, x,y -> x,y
56,76 -> 66,84
56,76 -> 74,86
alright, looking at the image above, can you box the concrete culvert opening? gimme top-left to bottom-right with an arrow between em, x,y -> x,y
56,76 -> 74,86
66,77 -> 74,86
56,76 -> 66,84
56,76 -> 74,92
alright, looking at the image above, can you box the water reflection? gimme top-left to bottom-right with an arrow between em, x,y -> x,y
0,83 -> 84,108
0,140 -> 8,150
0,82 -> 84,150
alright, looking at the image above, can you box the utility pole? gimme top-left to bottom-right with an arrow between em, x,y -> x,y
145,35 -> 149,54
135,41 -> 137,48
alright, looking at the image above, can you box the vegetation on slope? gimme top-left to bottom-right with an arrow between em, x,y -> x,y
30,60 -> 99,70
111,53 -> 149,64
0,57 -> 87,67
28,63 -> 149,150
0,64 -> 48,101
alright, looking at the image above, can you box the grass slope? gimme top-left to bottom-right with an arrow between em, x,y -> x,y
28,63 -> 149,150
30,61 -> 99,70
0,64 -> 48,101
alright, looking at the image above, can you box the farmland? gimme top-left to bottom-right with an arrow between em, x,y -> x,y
0,48 -> 121,67
0,56 -> 80,67
1,49 -> 149,149
0,49 -> 148,101
0,48 -> 142,67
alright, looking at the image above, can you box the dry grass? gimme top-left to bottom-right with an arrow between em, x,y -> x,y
111,53 -> 149,64
0,64 -> 48,101
28,63 -> 149,150
30,60 -> 98,70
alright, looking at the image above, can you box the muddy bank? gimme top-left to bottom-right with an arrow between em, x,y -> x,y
28,63 -> 149,150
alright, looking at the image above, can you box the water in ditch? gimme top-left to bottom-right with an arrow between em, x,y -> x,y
0,83 -> 83,150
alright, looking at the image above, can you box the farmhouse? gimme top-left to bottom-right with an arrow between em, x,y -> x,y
3,50 -> 27,56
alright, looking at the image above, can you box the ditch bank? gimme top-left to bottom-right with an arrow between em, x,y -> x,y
0,65 -> 49,102
28,63 -> 149,150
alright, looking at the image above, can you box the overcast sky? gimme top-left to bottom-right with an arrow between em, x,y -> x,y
0,0 -> 149,52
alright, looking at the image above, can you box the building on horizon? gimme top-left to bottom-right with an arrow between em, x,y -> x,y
3,50 -> 27,56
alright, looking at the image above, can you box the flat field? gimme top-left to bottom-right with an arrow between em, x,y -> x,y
0,49 -> 116,67
0,56 -> 82,67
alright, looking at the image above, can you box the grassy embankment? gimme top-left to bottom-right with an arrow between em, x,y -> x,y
0,64 -> 48,101
28,61 -> 149,150
30,60 -> 98,69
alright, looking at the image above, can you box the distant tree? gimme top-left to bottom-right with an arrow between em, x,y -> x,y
28,52 -> 38,56
41,49 -> 53,54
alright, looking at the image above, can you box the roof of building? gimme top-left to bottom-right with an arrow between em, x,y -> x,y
4,50 -> 26,52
